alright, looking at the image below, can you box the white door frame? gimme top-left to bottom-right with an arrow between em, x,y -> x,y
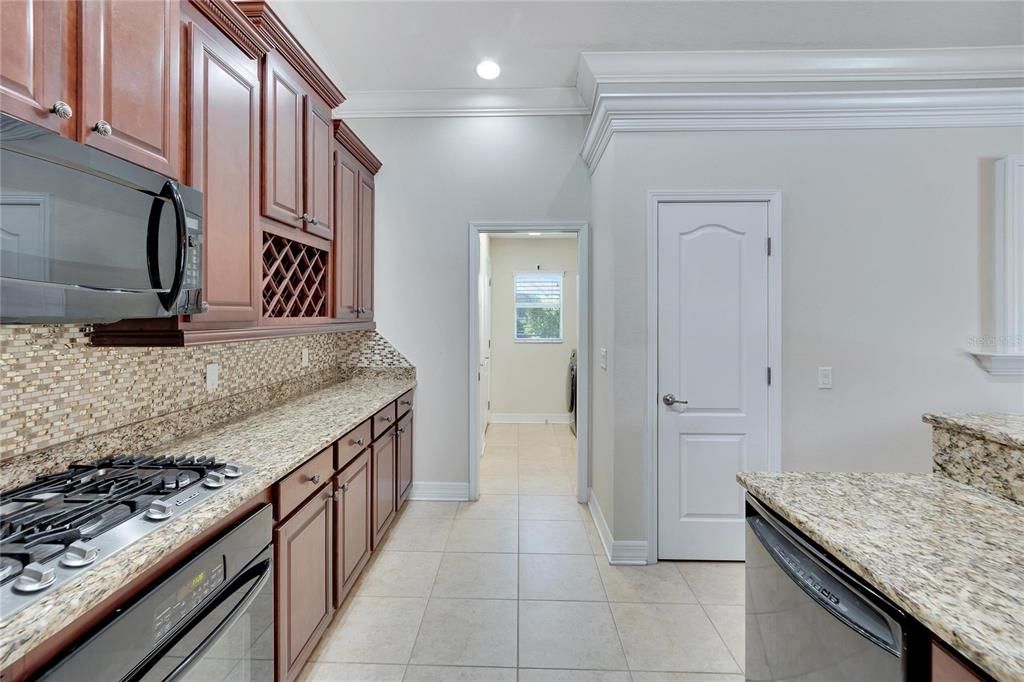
646,191 -> 782,563
468,221 -> 591,503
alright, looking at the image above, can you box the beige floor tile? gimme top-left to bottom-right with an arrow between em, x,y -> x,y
518,671 -> 631,682
676,562 -> 745,606
630,674 -> 744,682
519,495 -> 585,521
380,517 -> 453,552
485,424 -> 518,446
481,461 -> 518,481
519,554 -> 606,601
409,598 -> 517,667
519,474 -> 573,496
519,600 -> 628,671
301,662 -> 406,681
480,475 -> 519,495
704,604 -> 744,671
432,552 -> 518,599
610,603 -> 739,674
598,562 -> 698,604
484,444 -> 519,460
517,423 -> 557,447
518,445 -> 566,462
445,518 -> 518,553
404,666 -> 517,681
314,596 -> 426,664
456,494 -> 518,519
354,551 -> 442,598
518,458 -> 565,476
520,520 -> 592,554
398,501 -> 460,519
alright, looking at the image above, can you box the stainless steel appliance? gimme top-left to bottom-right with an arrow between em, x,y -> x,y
745,496 -> 925,681
36,505 -> 273,682
0,113 -> 205,323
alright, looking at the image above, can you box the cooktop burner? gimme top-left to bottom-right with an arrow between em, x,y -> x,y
0,455 -> 252,616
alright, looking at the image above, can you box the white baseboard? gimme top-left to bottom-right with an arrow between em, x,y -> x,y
588,488 -> 650,565
409,481 -> 469,501
489,413 -> 572,424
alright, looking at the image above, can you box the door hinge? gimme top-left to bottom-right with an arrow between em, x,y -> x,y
767,237 -> 772,256
767,367 -> 772,385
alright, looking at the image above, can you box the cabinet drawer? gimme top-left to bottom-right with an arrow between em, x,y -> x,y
396,390 -> 414,418
372,402 -> 397,440
276,445 -> 334,521
336,420 -> 372,470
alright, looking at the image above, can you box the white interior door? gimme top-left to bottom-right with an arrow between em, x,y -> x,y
478,235 -> 493,450
657,201 -> 769,560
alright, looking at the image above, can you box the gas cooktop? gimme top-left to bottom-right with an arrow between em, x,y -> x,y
0,455 -> 253,618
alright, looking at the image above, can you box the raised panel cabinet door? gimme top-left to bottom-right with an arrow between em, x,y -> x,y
187,21 -> 260,323
0,0 -> 73,135
357,171 -> 375,320
304,97 -> 333,240
397,412 -> 413,506
80,0 -> 180,177
333,146 -> 360,321
334,451 -> 371,607
371,429 -> 397,548
275,487 -> 334,682
261,51 -> 305,229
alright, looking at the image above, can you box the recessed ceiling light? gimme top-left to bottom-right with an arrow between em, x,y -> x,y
476,60 -> 501,80
528,232 -> 542,236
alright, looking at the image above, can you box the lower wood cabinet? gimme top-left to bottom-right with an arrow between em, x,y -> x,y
371,428 -> 397,548
275,485 -> 334,682
334,450 -> 372,607
397,411 -> 413,506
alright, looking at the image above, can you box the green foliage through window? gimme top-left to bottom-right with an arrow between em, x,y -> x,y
514,273 -> 562,341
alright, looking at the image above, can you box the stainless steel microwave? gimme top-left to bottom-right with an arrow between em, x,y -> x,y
0,113 -> 204,323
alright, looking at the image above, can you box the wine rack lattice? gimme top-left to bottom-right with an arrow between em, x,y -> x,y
262,233 -> 329,318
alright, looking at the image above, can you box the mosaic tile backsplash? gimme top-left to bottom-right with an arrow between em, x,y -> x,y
0,325 -> 411,461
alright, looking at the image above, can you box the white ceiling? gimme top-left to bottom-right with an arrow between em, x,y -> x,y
271,0 -> 1024,94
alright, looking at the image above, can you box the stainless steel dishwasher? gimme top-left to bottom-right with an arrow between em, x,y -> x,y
745,496 -> 926,681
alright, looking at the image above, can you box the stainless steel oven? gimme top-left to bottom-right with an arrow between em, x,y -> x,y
36,505 -> 274,682
0,113 -> 204,323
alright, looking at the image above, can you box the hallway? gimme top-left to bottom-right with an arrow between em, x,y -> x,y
301,423 -> 744,681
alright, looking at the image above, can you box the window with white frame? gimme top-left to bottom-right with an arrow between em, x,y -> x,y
514,272 -> 563,342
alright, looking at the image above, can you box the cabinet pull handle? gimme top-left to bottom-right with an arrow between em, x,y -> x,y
400,400 -> 412,406
381,416 -> 392,423
92,120 -> 112,136
307,474 -> 322,485
352,438 -> 364,446
50,101 -> 73,120
341,482 -> 350,492
300,212 -> 312,223
397,427 -> 406,434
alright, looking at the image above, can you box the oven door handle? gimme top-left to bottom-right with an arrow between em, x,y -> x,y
160,557 -> 272,682
146,179 -> 188,312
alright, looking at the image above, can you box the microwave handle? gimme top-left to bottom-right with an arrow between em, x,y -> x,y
147,179 -> 188,312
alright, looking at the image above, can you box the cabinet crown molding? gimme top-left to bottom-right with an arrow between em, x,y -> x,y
333,120 -> 382,175
236,1 -> 345,108
189,0 -> 271,59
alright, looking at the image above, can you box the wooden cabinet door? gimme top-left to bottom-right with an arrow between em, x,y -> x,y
397,412 -> 413,506
80,0 -> 180,177
186,20 -> 260,323
334,451 -> 371,607
0,0 -> 73,136
275,486 -> 334,682
357,171 -> 375,320
371,429 -> 397,548
334,145 -> 361,321
261,51 -> 305,229
304,98 -> 333,240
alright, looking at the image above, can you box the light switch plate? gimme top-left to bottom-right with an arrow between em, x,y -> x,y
600,348 -> 608,370
817,366 -> 833,389
206,363 -> 219,391
301,349 -> 309,368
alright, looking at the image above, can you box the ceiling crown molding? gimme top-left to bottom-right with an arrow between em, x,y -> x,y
579,46 -> 1024,171
334,88 -> 588,119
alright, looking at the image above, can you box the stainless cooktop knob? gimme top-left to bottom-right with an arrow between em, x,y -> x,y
223,464 -> 242,478
61,540 -> 100,568
13,562 -> 56,593
203,471 -> 226,489
146,499 -> 174,521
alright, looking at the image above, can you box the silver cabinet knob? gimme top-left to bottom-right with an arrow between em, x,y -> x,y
92,120 -> 112,136
13,562 -> 56,593
397,427 -> 406,434
352,438 -> 364,446
308,474 -> 322,485
662,393 -> 688,406
61,540 -> 99,568
50,101 -> 73,119
146,499 -> 174,521
300,212 -> 312,223
203,471 -> 226,489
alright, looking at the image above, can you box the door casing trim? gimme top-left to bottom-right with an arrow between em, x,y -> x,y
646,190 -> 782,563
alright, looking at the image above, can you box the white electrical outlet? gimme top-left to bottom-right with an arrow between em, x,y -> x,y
817,366 -> 833,390
206,363 -> 220,391
600,348 -> 608,370
301,349 -> 309,368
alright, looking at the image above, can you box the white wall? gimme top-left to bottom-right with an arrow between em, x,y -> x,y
489,237 -> 578,417
347,116 -> 591,489
591,126 -> 1024,540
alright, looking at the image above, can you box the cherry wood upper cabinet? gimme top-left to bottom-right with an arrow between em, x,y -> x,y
275,486 -> 334,682
397,411 -> 413,506
333,451 -> 372,607
80,0 -> 180,177
261,51 -> 305,229
334,144 -> 361,322
371,428 -> 397,548
0,0 -> 74,136
304,99 -> 333,239
185,15 -> 261,323
357,171 -> 376,321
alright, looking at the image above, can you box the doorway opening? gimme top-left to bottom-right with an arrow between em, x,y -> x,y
468,222 -> 590,503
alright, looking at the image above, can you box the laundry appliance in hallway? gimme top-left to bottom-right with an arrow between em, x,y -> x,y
568,349 -> 577,436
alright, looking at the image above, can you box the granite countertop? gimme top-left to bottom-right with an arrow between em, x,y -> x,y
923,412 -> 1024,449
738,472 -> 1024,682
0,372 -> 416,669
